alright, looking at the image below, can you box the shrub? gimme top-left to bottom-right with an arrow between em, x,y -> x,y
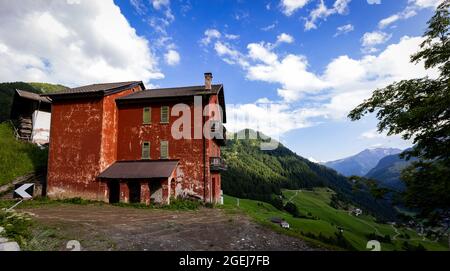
163,198 -> 201,210
270,197 -> 284,210
284,202 -> 301,218
0,209 -> 33,246
57,197 -> 93,205
301,231 -> 355,250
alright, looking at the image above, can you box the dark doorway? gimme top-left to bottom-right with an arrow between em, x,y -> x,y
128,182 -> 141,203
150,181 -> 163,204
108,180 -> 120,204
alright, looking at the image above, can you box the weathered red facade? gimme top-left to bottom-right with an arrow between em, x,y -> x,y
45,76 -> 226,205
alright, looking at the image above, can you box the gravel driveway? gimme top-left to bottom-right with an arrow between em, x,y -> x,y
22,204 -> 317,251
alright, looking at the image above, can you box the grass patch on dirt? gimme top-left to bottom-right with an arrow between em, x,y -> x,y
0,208 -> 33,246
0,196 -> 202,211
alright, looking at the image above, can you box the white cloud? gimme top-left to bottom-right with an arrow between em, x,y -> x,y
214,41 -> 249,67
130,0 -> 147,15
378,14 -> 401,29
261,23 -> 277,31
247,43 -> 279,64
334,24 -> 354,37
409,0 -> 444,8
225,100 -> 323,139
201,29 -> 221,45
225,34 -> 240,40
304,0 -> 351,31
234,10 -> 249,21
361,31 -> 391,47
131,0 -> 177,65
151,0 -> 170,10
149,0 -> 175,24
333,0 -> 352,13
247,54 -> 328,102
164,49 -> 180,66
367,0 -> 381,4
276,33 -> 295,44
378,8 -> 417,29
377,0 -> 443,31
361,31 -> 392,52
280,0 -> 311,16
360,129 -> 411,146
0,0 -> 163,87
361,129 -> 386,139
213,34 -> 438,128
323,36 -> 438,118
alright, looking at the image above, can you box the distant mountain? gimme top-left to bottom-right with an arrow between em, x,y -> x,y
324,148 -> 402,177
365,152 -> 415,191
221,130 -> 398,220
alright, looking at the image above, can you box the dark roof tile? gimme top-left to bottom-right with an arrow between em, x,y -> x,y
16,89 -> 51,103
98,160 -> 179,179
117,84 -> 223,101
44,81 -> 144,97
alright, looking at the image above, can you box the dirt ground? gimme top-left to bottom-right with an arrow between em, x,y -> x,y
21,205 -> 317,251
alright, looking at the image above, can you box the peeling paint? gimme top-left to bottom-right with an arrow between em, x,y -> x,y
47,85 -> 224,205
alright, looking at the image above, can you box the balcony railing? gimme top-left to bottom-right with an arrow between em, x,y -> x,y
210,157 -> 227,171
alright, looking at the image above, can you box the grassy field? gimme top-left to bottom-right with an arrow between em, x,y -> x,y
0,122 -> 48,186
223,188 -> 449,251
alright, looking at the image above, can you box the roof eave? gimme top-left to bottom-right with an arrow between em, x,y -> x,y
42,81 -> 145,101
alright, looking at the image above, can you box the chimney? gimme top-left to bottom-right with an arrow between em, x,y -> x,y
204,72 -> 213,90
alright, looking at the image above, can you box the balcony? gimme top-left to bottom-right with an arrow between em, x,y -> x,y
210,157 -> 227,171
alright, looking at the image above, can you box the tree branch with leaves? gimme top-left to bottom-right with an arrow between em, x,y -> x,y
348,0 -> 450,244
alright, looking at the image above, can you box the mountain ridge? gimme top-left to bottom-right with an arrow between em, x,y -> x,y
324,148 -> 403,177
221,129 -> 398,220
365,151 -> 416,191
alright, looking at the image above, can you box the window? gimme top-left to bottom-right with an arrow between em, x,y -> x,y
142,142 -> 150,159
143,107 -> 151,124
160,141 -> 168,159
160,106 -> 169,123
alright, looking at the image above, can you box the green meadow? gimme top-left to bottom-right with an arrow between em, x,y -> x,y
0,123 -> 48,186
223,188 -> 449,251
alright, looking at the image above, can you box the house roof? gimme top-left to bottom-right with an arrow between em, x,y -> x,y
16,89 -> 51,103
43,81 -> 145,100
117,84 -> 227,122
98,160 -> 178,179
116,84 -> 223,101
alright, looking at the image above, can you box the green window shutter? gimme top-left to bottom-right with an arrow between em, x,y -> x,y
160,141 -> 168,159
142,142 -> 150,159
160,106 -> 169,123
143,107 -> 151,124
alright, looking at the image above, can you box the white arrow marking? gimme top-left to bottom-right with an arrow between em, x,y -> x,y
15,183 -> 34,199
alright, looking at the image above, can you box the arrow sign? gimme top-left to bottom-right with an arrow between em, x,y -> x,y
14,183 -> 34,199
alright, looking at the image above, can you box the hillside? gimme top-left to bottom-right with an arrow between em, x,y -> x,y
223,189 -> 449,251
0,122 -> 48,186
324,148 -> 402,176
365,152 -> 415,191
0,82 -> 67,122
221,130 -> 398,220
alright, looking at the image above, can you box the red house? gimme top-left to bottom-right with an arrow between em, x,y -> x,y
44,73 -> 226,205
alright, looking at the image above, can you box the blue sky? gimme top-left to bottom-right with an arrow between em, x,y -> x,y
116,0 -> 439,161
0,0 -> 442,161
